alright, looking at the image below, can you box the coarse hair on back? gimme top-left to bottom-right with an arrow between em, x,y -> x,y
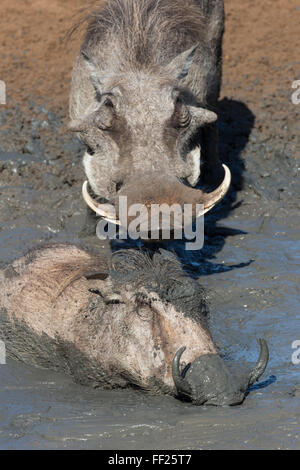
74,0 -> 207,67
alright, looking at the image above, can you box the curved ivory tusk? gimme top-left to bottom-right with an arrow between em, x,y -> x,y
196,164 -> 231,218
172,347 -> 204,402
82,181 -> 121,226
82,164 -> 231,229
172,346 -> 194,400
172,346 -> 187,388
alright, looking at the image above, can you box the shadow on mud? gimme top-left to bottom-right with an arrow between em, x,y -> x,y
247,375 -> 277,395
125,99 -> 254,273
168,98 -> 256,274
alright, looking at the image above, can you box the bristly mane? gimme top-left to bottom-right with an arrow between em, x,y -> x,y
110,249 -> 209,325
79,0 -> 206,67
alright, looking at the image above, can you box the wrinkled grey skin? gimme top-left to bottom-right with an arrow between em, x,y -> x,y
0,245 -> 269,406
69,0 -> 225,219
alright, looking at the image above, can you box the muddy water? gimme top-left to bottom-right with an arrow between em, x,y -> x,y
0,207 -> 299,450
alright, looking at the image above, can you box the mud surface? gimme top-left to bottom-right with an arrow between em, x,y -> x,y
0,0 -> 299,450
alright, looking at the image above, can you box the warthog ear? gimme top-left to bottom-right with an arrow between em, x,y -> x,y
165,43 -> 199,81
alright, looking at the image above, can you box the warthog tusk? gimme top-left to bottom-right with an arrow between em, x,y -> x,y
172,346 -> 194,400
82,164 -> 231,228
172,346 -> 187,384
82,181 -> 121,226
196,164 -> 231,218
247,338 -> 269,387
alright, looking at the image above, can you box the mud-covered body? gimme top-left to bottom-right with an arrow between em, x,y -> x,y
0,245 -> 268,405
0,245 -> 213,391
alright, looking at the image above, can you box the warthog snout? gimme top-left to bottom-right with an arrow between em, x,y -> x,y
172,339 -> 269,406
82,164 -> 231,234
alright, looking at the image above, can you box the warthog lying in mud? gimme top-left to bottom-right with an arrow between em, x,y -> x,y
69,0 -> 231,230
0,245 -> 269,406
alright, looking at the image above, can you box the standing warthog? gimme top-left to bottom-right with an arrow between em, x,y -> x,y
0,244 -> 269,406
69,0 -> 231,230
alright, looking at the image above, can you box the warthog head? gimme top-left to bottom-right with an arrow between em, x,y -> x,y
108,249 -> 269,405
69,0 -> 231,232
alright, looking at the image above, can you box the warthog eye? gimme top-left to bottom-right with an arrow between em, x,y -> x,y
173,97 -> 191,129
178,107 -> 191,128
